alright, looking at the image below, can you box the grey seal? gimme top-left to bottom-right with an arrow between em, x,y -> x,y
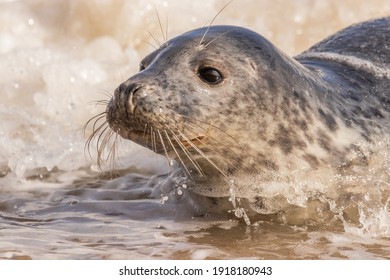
90,17 -> 389,205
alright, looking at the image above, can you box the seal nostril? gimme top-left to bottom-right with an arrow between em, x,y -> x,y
128,89 -> 137,114
120,83 -> 142,115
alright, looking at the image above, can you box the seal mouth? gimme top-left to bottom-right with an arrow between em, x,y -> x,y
116,126 -> 207,151
179,135 -> 207,149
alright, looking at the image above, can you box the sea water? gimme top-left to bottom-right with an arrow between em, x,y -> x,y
0,0 -> 389,259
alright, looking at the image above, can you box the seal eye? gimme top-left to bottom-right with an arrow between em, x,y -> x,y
139,63 -> 146,71
198,67 -> 223,85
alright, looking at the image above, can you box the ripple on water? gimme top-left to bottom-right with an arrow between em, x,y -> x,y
0,169 -> 390,259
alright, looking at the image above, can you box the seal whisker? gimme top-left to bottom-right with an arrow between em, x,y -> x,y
163,129 -> 192,176
94,100 -> 110,106
161,113 -> 242,174
157,113 -> 205,175
96,125 -> 111,153
86,122 -> 111,169
86,99 -> 110,107
96,89 -> 113,100
144,29 -> 161,50
97,127 -> 116,168
84,111 -> 106,128
173,119 -> 241,174
191,131 -> 240,172
84,117 -> 109,160
151,126 -> 157,154
165,14 -> 169,46
83,95 -> 111,156
179,113 -> 241,147
203,28 -> 237,49
143,123 -> 150,148
153,4 -> 168,46
170,129 -> 205,177
90,113 -> 108,134
142,40 -> 158,51
157,129 -> 172,166
199,0 -> 233,45
107,130 -> 120,171
177,130 -> 227,178
83,115 -> 107,155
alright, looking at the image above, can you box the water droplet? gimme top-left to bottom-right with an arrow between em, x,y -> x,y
234,208 -> 243,218
160,195 -> 169,204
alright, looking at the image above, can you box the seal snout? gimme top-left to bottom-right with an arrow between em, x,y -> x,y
106,81 -> 146,140
116,82 -> 143,115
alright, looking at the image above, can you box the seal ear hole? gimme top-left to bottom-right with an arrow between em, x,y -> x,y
197,67 -> 224,85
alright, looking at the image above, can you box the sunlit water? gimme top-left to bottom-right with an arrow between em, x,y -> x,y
0,0 -> 390,259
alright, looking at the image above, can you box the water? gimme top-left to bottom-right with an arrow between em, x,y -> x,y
1,0 -> 390,259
